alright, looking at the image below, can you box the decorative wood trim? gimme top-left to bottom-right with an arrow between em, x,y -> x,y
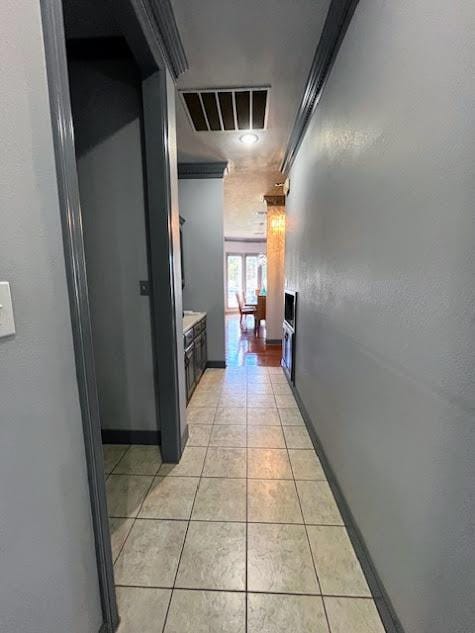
280,0 -> 360,175
263,194 -> 286,206
101,429 -> 161,445
148,0 -> 188,78
178,162 -> 228,179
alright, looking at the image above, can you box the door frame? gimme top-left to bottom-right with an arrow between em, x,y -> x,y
40,1 -> 188,631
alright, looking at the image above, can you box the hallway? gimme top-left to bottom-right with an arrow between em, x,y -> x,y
105,366 -> 385,633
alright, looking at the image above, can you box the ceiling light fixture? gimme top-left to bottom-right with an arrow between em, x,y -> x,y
239,132 -> 259,145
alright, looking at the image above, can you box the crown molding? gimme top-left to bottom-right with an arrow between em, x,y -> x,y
120,0 -> 188,80
178,162 -> 228,179
280,0 -> 359,175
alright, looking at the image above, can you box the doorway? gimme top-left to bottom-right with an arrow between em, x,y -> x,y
41,1 -> 187,630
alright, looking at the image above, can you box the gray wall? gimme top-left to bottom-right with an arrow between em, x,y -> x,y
69,56 -> 158,433
179,178 -> 226,363
285,1 -> 475,632
0,2 -> 102,632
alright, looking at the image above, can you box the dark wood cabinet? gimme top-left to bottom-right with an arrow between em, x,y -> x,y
184,316 -> 207,404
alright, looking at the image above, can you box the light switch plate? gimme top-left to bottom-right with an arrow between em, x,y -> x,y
0,282 -> 16,338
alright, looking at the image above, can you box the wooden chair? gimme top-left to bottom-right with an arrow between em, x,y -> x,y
236,292 -> 256,328
254,295 -> 266,336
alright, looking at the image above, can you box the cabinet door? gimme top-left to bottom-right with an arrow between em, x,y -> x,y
185,344 -> 195,402
194,334 -> 203,381
200,330 -> 207,371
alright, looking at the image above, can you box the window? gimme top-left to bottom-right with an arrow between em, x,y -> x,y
226,252 -> 267,310
226,255 -> 243,309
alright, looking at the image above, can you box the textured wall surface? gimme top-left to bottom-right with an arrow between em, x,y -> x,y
0,2 -> 102,631
180,178 -> 226,362
285,1 -> 475,632
69,57 -> 158,433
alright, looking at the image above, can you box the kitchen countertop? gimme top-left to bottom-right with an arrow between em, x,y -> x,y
183,311 -> 206,334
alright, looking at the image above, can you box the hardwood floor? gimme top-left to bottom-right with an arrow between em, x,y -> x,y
225,314 -> 282,367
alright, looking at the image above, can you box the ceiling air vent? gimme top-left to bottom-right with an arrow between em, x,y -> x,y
180,87 -> 270,132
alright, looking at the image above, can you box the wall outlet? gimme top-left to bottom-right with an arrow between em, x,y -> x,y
0,282 -> 16,338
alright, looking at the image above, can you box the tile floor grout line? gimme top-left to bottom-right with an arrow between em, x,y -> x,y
284,429 -> 334,633
159,412 -> 213,633
109,443 -> 132,475
111,466 -> 158,572
110,514 -> 345,528
114,582 -> 376,600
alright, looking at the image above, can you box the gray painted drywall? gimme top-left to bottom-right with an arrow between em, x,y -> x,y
179,178 -> 226,363
68,56 -> 158,433
0,2 -> 102,632
285,2 -> 475,632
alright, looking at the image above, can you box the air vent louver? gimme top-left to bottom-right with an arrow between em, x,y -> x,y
180,87 -> 270,132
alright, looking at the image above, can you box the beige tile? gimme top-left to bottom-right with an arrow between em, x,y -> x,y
296,481 -> 343,525
283,426 -> 313,449
269,374 -> 287,384
114,519 -> 186,587
139,476 -> 199,520
203,447 -> 247,478
187,424 -> 212,447
248,448 -> 293,479
248,479 -> 303,523
186,407 -> 216,424
289,449 -> 326,480
275,394 -> 298,409
247,426 -> 285,448
193,382 -> 222,394
248,593 -> 329,633
267,366 -> 284,374
248,395 -> 276,408
214,407 -> 247,424
116,586 -> 171,633
165,589 -> 245,633
103,444 -> 130,474
113,445 -> 162,476
271,382 -> 293,396
192,478 -> 246,521
308,526 -> 370,596
106,474 -> 153,518
176,521 -> 246,590
158,447 -> 206,477
210,424 -> 246,447
248,374 -> 271,384
324,598 -> 385,633
248,523 -> 319,594
221,386 -> 247,398
188,391 -> 219,407
247,383 -> 274,395
278,408 -> 305,426
219,394 -> 247,408
109,517 -> 134,562
247,408 -> 281,426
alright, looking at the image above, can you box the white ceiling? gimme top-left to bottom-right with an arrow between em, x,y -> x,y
171,0 -> 331,238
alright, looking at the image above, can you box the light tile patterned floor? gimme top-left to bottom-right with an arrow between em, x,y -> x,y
104,366 -> 386,633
